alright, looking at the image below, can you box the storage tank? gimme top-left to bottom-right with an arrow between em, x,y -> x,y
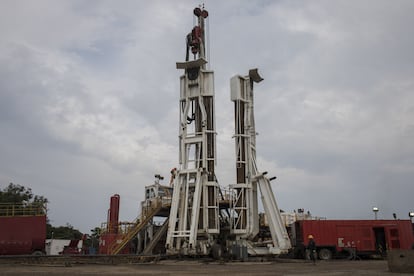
0,203 -> 47,255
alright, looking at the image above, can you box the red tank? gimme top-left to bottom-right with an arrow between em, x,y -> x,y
0,215 -> 46,255
99,194 -> 131,254
108,194 -> 120,234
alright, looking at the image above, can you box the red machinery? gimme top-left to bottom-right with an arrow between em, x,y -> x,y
99,194 -> 132,254
292,219 -> 414,260
0,203 -> 47,255
108,194 -> 120,234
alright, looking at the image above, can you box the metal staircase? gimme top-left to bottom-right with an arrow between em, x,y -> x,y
142,218 -> 169,255
109,199 -> 162,255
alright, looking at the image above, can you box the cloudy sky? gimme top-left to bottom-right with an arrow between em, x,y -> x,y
1,0 -> 413,233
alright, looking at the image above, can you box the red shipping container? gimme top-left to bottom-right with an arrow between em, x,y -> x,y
293,220 -> 414,260
0,215 -> 46,255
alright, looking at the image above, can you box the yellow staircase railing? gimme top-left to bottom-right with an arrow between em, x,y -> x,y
0,203 -> 47,217
109,199 -> 163,255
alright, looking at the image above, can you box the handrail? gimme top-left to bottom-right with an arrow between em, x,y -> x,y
109,199 -> 163,255
0,203 -> 47,217
100,221 -> 135,235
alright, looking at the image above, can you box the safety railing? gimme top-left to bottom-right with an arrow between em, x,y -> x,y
100,221 -> 136,235
108,198 -> 163,255
0,203 -> 47,217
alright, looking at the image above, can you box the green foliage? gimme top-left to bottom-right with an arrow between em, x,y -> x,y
47,223 -> 83,240
0,183 -> 48,216
0,183 -> 48,205
90,227 -> 101,239
83,227 -> 101,250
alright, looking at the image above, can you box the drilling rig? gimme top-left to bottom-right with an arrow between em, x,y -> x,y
166,6 -> 220,256
166,6 -> 291,258
230,70 -> 291,255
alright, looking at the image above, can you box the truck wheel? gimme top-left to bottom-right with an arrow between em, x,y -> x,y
32,250 -> 44,256
318,248 -> 332,260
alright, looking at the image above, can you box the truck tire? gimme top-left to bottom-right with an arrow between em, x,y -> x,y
318,248 -> 332,260
32,250 -> 44,256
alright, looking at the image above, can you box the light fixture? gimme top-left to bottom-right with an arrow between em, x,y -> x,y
372,207 -> 379,220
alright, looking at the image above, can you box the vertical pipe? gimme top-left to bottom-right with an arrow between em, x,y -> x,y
109,194 -> 120,234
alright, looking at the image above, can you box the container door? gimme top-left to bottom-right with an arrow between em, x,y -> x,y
373,227 -> 386,254
388,228 -> 401,249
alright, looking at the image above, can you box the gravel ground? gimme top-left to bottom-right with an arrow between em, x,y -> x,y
0,259 -> 406,276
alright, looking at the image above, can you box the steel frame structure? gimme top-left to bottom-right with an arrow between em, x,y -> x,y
166,6 -> 291,257
230,70 -> 291,254
166,7 -> 219,255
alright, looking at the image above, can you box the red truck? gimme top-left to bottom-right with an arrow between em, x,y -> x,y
291,220 -> 414,260
0,203 -> 47,255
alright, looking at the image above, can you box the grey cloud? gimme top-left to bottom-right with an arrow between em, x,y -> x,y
1,1 -> 413,233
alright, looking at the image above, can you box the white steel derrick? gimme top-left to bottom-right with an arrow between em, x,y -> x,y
166,6 -> 291,257
230,70 -> 291,254
166,7 -> 219,256
166,69 -> 219,255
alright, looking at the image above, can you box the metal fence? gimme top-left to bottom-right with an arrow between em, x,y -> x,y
0,203 -> 47,217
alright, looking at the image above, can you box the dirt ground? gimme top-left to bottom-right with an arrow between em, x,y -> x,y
0,259 -> 406,276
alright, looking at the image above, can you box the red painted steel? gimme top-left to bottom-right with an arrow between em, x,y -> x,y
98,233 -> 130,254
299,220 -> 414,254
99,195 -> 131,254
0,215 -> 46,255
108,194 -> 120,234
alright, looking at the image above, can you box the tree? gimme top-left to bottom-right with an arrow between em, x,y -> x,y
0,183 -> 48,205
90,227 -> 101,240
83,227 -> 101,252
46,223 -> 83,240
0,183 -> 48,216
